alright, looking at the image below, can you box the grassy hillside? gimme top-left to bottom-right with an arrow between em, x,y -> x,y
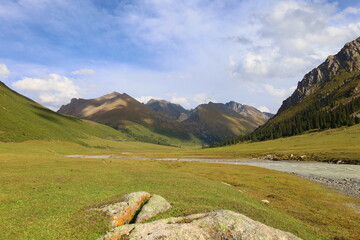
0,141 -> 359,239
0,82 -> 126,143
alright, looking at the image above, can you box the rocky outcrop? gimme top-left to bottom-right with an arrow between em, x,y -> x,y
96,192 -> 151,227
225,101 -> 271,122
99,210 -> 301,240
135,194 -> 172,223
278,37 -> 360,113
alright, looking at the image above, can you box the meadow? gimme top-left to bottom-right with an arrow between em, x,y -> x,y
0,135 -> 359,240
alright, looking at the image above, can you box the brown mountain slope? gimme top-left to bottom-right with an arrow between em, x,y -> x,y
225,101 -> 270,125
59,93 -> 270,144
58,92 -> 200,146
184,102 -> 268,143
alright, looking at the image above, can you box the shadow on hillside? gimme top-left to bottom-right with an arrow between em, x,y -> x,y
31,104 -> 81,124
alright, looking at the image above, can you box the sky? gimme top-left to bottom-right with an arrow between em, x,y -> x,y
0,0 -> 360,113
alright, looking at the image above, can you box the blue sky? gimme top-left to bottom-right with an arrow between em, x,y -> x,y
0,0 -> 360,112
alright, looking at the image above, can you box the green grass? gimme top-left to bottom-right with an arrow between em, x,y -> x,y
0,141 -> 359,240
0,82 -> 126,143
198,124 -> 360,162
127,124 -> 359,163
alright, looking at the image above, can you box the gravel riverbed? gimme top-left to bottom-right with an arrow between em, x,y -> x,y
299,175 -> 360,198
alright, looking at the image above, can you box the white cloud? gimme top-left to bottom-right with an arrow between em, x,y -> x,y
135,96 -> 155,104
192,93 -> 216,105
263,84 -> 297,101
2,0 -> 360,113
228,0 -> 360,83
12,74 -> 80,108
170,96 -> 190,108
0,64 -> 10,79
72,68 -> 96,75
263,84 -> 288,98
258,106 -> 270,113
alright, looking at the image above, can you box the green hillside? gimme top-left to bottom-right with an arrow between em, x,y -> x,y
0,82 -> 126,143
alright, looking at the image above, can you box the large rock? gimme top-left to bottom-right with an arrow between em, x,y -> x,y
135,194 -> 172,223
97,192 -> 151,227
98,210 -> 301,240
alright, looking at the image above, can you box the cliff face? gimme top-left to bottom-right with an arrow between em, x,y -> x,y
278,37 -> 360,113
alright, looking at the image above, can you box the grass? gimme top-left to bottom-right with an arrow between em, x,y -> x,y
0,140 -> 359,240
0,82 -> 126,144
196,124 -> 360,162
114,124 -> 359,163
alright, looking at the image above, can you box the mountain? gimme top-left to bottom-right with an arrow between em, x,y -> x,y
58,93 -> 201,146
184,102 -> 268,143
146,99 -> 190,121
225,101 -> 271,124
278,37 -> 360,114
58,94 -> 270,144
241,37 -> 360,142
0,82 -> 125,143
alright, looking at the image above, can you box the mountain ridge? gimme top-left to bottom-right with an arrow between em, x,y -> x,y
58,95 -> 271,144
278,36 -> 360,114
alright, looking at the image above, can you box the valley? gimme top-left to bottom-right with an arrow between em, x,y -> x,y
0,139 -> 359,240
1,7 -> 360,240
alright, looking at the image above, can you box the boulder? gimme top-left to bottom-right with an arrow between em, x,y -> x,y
98,210 -> 301,240
135,194 -> 172,223
96,191 -> 151,227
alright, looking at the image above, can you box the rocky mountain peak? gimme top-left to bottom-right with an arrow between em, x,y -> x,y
146,99 -> 190,121
98,91 -> 123,100
278,37 -> 360,113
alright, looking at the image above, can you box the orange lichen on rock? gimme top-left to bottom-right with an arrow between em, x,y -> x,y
96,192 -> 151,227
111,194 -> 150,226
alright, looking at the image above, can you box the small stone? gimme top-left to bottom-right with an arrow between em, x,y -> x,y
261,199 -> 270,204
221,182 -> 231,186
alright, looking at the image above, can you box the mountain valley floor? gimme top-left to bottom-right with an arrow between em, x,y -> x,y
0,124 -> 359,240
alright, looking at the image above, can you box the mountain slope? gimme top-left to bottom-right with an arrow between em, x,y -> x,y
0,82 -> 125,143
184,102 -> 268,143
58,93 -> 201,146
225,101 -> 271,125
146,99 -> 190,121
242,37 -> 360,142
